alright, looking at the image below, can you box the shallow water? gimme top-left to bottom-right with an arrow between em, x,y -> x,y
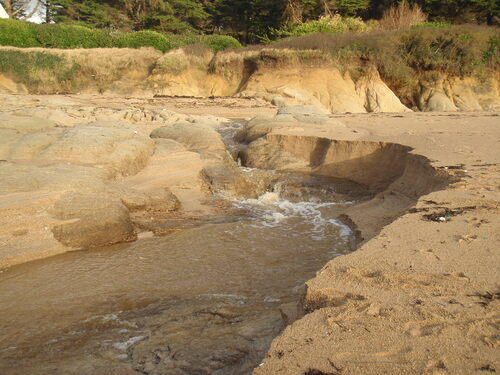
0,122 -> 367,374
0,183 -> 362,374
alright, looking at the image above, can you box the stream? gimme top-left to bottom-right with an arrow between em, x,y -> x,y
0,122 -> 370,375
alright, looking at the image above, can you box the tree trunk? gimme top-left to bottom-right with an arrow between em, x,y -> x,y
3,0 -> 13,16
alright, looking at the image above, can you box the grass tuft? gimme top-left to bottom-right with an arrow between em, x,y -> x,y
0,49 -> 78,89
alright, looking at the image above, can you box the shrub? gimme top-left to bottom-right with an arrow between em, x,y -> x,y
266,24 -> 498,103
484,34 -> 500,70
0,19 -> 40,48
181,43 -> 213,57
379,0 -> 427,30
0,19 -> 240,53
114,30 -> 173,53
35,23 -> 113,48
154,52 -> 190,74
0,49 -> 78,88
168,33 -> 199,49
201,35 -> 242,52
411,21 -> 450,29
168,34 -> 241,52
266,15 -> 370,41
400,25 -> 496,76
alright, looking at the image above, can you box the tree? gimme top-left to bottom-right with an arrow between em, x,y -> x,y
470,0 -> 500,24
44,0 -> 208,32
211,0 -> 284,42
386,0 -> 499,24
0,0 -> 42,19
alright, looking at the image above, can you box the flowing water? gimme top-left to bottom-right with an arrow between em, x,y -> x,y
0,124 -> 369,375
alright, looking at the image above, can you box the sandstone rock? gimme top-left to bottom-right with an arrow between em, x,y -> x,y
236,109 -> 346,144
0,74 -> 27,94
271,95 -> 286,107
152,138 -> 187,154
279,302 -> 300,326
242,134 -> 425,192
201,165 -> 277,198
50,191 -> 136,248
0,114 -> 58,132
277,105 -> 331,116
235,117 -> 303,143
38,126 -> 155,176
118,187 -> 180,212
357,75 -> 412,113
417,75 -> 500,112
425,92 -> 459,112
186,114 -> 227,129
0,129 -> 23,159
0,163 -> 109,194
0,125 -> 154,176
8,129 -> 65,160
240,137 -> 306,171
84,120 -> 137,129
150,122 -> 226,152
450,77 -> 500,111
450,85 -> 484,111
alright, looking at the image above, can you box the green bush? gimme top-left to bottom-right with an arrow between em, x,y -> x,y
168,33 -> 199,49
34,23 -> 113,48
267,24 -> 498,104
114,30 -> 173,52
272,24 -> 498,78
484,35 -> 500,69
0,19 -> 240,53
201,35 -> 241,52
169,34 -> 241,52
0,19 -> 40,48
266,15 -> 370,41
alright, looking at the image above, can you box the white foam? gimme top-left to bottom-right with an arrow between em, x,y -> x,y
233,188 -> 353,240
263,212 -> 286,223
113,336 -> 145,351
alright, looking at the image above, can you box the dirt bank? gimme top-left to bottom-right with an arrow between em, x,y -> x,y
1,47 -> 499,113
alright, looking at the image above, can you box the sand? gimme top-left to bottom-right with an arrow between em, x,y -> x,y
253,111 -> 500,374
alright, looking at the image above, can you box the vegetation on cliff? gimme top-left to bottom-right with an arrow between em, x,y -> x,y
270,24 -> 499,96
0,1 -> 498,106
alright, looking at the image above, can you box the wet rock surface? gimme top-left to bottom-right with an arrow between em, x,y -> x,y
50,191 -> 137,248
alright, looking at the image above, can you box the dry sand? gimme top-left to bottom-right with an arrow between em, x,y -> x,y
253,111 -> 500,375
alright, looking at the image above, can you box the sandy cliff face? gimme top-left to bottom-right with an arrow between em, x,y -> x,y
1,47 -> 498,113
237,66 -> 412,113
417,74 -> 500,112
